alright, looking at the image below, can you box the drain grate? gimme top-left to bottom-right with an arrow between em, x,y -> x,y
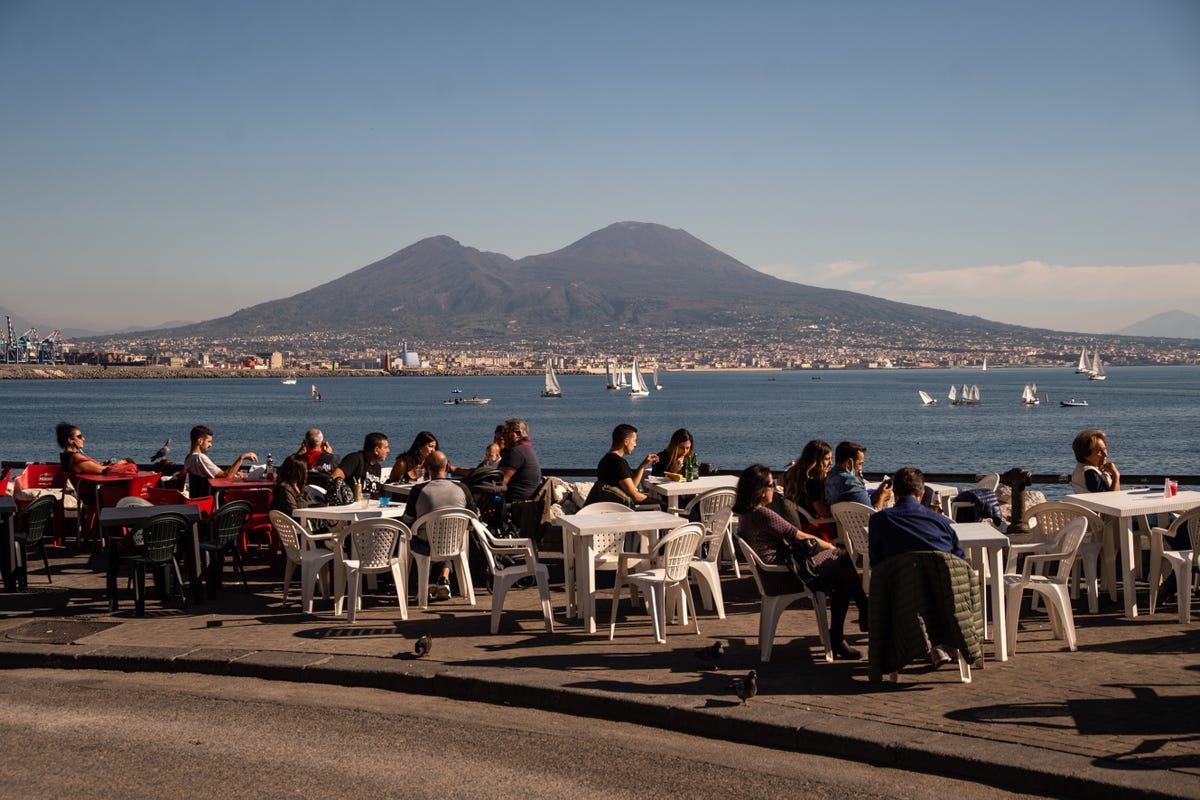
4,619 -> 121,644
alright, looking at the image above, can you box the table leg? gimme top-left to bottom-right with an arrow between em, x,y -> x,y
1118,516 -> 1137,618
561,527 -> 577,619
990,547 -> 1007,662
2,514 -> 16,592
578,534 -> 597,634
189,521 -> 205,604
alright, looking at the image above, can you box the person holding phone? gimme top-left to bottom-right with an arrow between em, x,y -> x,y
825,441 -> 892,510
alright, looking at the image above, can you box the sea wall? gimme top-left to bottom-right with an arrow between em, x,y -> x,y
0,365 -> 544,380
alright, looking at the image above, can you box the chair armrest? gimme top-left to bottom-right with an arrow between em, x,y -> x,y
1021,551 -> 1069,579
1005,541 -> 1052,571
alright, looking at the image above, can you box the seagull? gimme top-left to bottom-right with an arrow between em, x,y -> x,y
414,633 -> 432,658
728,670 -> 757,706
694,640 -> 725,669
150,438 -> 171,463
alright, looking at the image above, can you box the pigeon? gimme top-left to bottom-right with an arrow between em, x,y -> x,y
150,438 -> 171,463
728,670 -> 757,705
695,640 -> 725,669
414,633 -> 432,658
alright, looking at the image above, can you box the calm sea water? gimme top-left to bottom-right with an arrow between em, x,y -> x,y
2,367 -> 1198,478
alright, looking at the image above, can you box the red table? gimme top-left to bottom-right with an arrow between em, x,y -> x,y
73,471 -> 161,546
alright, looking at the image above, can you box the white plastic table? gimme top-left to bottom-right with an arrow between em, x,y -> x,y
555,509 -> 689,633
1065,489 -> 1200,619
643,475 -> 737,511
294,500 -> 407,526
953,521 -> 1011,662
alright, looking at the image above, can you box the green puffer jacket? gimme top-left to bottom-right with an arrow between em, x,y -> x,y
868,550 -> 983,681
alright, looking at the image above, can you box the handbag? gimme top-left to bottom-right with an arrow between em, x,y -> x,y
783,536 -> 824,586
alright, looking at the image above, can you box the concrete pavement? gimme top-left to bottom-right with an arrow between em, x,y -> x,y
1,546 -> 1197,799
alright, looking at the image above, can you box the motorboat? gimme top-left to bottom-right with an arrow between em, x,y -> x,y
1061,398 -> 1089,407
918,390 -> 937,406
280,375 -> 297,385
454,395 -> 491,405
541,359 -> 562,398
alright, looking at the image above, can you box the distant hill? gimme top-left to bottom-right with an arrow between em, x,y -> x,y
1113,310 -> 1200,339
133,221 -> 1014,343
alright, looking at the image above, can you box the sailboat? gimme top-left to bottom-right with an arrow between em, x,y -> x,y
541,359 -> 562,398
1090,355 -> 1107,381
605,360 -> 620,390
652,365 -> 662,391
969,384 -> 982,404
981,356 -> 988,372
948,385 -> 958,404
918,390 -> 937,406
1075,346 -> 1090,374
628,359 -> 650,397
1021,383 -> 1039,405
311,384 -> 321,402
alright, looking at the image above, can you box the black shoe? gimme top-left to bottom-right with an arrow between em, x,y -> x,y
930,644 -> 954,669
833,641 -> 862,660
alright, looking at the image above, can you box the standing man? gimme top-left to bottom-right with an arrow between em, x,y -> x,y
401,450 -> 476,600
498,418 -> 542,502
330,432 -> 390,497
825,440 -> 892,511
185,425 -> 257,497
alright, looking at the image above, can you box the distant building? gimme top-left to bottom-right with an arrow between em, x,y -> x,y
398,341 -> 421,368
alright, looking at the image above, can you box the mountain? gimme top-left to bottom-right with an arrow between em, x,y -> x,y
1113,310 -> 1200,339
139,222 -> 1010,343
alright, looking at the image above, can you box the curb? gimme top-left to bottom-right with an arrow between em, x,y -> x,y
0,642 -> 1192,800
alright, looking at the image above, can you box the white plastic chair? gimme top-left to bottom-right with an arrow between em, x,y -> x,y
470,519 -> 554,634
115,496 -> 153,508
305,484 -> 327,503
1148,506 -> 1200,624
1004,517 -> 1089,653
336,518 -> 409,623
680,488 -> 740,577
1013,501 -> 1105,613
949,473 -> 1001,520
609,522 -> 704,643
410,508 -> 477,610
736,537 -> 833,663
830,501 -> 874,594
689,507 -> 732,619
270,510 -> 336,614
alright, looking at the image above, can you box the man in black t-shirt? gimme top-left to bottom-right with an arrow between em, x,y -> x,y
331,432 -> 390,497
498,418 -> 542,502
591,423 -> 658,506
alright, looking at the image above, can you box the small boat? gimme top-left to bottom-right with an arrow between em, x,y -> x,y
628,358 -> 650,397
451,388 -> 463,394
442,398 -> 455,405
1089,355 -> 1107,381
1075,347 -> 1090,374
918,390 -> 937,406
541,359 -> 562,398
811,376 -> 822,380
455,395 -> 491,405
953,384 -> 981,406
280,375 -> 297,385
1021,383 -> 1039,405
311,384 -> 321,402
1061,398 -> 1089,407
652,365 -> 662,391
605,359 -> 620,390
981,356 -> 988,372
948,384 -> 958,403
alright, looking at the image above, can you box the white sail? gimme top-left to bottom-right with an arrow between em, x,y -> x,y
981,357 -> 988,371
1090,356 -> 1107,381
1021,384 -> 1039,405
628,359 -> 650,397
918,390 -> 936,406
970,384 -> 981,403
652,365 -> 662,390
948,385 -> 958,402
541,360 -> 562,397
1076,347 -> 1089,374
605,360 -> 619,390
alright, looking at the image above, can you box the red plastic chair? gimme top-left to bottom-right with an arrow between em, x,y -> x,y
125,472 -> 162,499
0,468 -> 11,496
14,464 -> 70,546
223,488 -> 275,557
148,487 -> 216,519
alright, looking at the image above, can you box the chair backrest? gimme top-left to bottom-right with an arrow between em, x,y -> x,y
305,485 -> 327,503
148,487 -> 187,505
1163,505 -> 1200,553
577,502 -> 629,515
211,500 -> 252,548
1021,501 -> 1104,543
684,487 -> 736,521
1049,517 -> 1090,581
17,494 -> 57,545
115,496 -> 153,508
975,473 -> 1000,492
224,488 -> 273,514
17,464 -> 64,492
344,518 -> 406,569
411,508 -> 477,560
187,472 -> 212,498
0,468 -> 11,496
651,523 -> 705,582
97,484 -> 129,508
698,507 -> 734,565
133,512 -> 191,565
576,501 -> 633,555
125,472 -> 162,499
269,510 -> 305,563
831,501 -> 874,559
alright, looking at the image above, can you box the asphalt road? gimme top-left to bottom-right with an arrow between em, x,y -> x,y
0,669 -> 1036,799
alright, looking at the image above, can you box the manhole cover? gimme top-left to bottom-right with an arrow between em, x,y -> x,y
4,619 -> 121,644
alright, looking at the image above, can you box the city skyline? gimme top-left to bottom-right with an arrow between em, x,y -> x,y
2,0 -> 1198,335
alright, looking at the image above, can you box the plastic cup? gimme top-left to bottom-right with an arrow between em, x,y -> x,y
379,496 -> 390,507
1170,481 -> 1178,497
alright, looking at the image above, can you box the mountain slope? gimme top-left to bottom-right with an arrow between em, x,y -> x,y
1113,310 -> 1200,339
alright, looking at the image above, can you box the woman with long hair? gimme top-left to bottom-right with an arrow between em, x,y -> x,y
651,428 -> 693,477
270,454 -> 313,517
387,431 -> 438,484
778,439 -> 837,540
734,463 -> 868,660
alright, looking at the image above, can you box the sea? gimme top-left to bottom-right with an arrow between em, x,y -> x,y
2,367 -> 1198,482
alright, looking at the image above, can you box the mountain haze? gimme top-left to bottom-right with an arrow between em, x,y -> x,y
1113,310 -> 1200,339
155,222 -> 1011,343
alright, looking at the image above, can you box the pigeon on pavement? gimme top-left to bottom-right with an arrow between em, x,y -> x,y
694,640 -> 725,669
414,633 -> 432,658
728,670 -> 757,705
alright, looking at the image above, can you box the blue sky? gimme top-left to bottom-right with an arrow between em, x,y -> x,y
2,0 -> 1197,335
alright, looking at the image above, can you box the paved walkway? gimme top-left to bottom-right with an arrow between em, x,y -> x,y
1,547 -> 1197,798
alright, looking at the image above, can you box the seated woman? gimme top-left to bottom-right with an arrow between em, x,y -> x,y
270,455 -> 315,518
651,428 -> 693,477
733,463 -> 868,660
585,424 -> 658,506
56,422 -> 135,477
1070,429 -> 1120,493
387,431 -> 438,484
776,439 -> 837,541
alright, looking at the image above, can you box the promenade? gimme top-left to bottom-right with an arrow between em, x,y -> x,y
1,546 -> 1196,799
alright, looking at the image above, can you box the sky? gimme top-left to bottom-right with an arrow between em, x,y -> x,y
2,0 -> 1198,336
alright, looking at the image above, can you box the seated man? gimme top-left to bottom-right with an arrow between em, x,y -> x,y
868,466 -> 966,669
401,451 -> 475,601
586,423 -> 658,506
295,428 -> 338,486
825,440 -> 892,511
184,425 -> 258,497
330,432 -> 390,498
498,418 -> 542,502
